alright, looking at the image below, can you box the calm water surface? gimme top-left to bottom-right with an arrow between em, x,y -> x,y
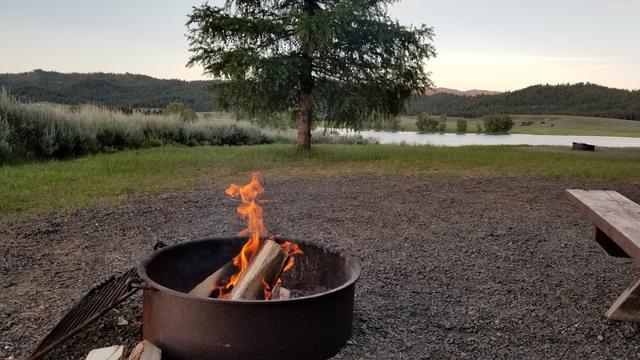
338,130 -> 640,148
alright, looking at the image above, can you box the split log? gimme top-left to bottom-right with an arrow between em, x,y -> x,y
127,343 -> 144,360
86,345 -> 124,360
188,261 -> 235,298
228,239 -> 287,300
127,340 -> 162,360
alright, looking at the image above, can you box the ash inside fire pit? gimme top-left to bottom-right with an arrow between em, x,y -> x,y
138,237 -> 360,360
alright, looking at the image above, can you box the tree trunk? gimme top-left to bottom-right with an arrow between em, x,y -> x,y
297,0 -> 315,151
297,94 -> 312,151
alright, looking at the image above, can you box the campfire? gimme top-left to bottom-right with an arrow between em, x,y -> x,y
189,172 -> 303,301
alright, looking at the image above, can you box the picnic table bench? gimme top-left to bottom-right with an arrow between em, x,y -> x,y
566,189 -> 640,321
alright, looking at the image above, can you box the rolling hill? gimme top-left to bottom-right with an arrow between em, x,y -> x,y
2,71 -> 639,120
0,70 -> 216,111
408,83 -> 640,120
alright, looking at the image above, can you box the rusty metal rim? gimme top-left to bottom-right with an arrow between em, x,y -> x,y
137,237 -> 361,305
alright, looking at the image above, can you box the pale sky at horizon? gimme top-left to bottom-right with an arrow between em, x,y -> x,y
1,0 -> 638,91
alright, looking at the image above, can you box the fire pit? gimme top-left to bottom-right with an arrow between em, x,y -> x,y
29,173 -> 360,360
136,237 -> 361,360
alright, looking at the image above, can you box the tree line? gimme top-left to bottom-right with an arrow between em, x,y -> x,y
406,83 -> 640,120
4,72 -> 639,124
0,70 -> 216,111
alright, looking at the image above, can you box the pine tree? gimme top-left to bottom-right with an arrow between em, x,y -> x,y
187,0 -> 436,150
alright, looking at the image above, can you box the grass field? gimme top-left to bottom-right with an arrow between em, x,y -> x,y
2,144 -> 640,216
397,115 -> 640,137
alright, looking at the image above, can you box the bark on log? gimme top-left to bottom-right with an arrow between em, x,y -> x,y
188,261 -> 235,298
228,240 -> 287,300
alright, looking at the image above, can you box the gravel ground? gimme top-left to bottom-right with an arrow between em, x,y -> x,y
2,175 -> 640,359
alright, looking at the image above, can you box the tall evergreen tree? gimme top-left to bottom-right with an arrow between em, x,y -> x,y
187,0 -> 435,150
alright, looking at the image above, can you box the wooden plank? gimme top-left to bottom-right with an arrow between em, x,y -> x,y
566,189 -> 640,259
86,345 -> 124,360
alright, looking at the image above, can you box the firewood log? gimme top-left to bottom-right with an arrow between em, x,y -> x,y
85,345 -> 124,360
228,239 -> 287,300
127,340 -> 161,360
127,342 -> 143,360
188,261 -> 236,298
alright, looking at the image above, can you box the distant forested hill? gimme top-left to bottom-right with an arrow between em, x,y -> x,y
0,70 -> 215,111
407,83 -> 640,120
3,72 -> 639,120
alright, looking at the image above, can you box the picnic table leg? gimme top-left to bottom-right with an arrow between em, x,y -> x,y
606,277 -> 640,322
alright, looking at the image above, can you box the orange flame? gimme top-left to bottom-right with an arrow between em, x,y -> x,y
220,172 -> 302,300
280,241 -> 303,271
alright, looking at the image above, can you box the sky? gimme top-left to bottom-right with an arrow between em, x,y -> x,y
1,0 -> 638,91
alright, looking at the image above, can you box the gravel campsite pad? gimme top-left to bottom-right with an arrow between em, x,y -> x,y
2,175 -> 640,359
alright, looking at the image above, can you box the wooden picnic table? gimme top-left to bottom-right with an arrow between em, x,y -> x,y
566,189 -> 640,322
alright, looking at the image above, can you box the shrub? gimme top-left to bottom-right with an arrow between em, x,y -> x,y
482,114 -> 514,134
311,132 -> 378,145
0,91 -> 274,161
456,119 -> 467,133
476,122 -> 483,133
415,113 -> 438,133
0,115 -> 10,161
438,115 -> 447,132
164,102 -> 198,122
385,117 -> 402,132
364,116 -> 401,132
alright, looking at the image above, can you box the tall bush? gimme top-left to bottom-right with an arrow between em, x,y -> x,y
0,91 -> 273,162
0,115 -> 10,161
164,102 -> 198,122
456,119 -> 467,133
482,114 -> 514,134
416,113 -> 439,133
438,115 -> 447,132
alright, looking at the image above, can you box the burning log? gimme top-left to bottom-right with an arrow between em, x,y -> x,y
188,261 -> 235,298
228,239 -> 287,300
189,173 -> 303,301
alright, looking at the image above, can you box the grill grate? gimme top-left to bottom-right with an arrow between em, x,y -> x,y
29,268 -> 140,360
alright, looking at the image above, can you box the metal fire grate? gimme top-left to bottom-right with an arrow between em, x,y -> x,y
29,268 -> 140,360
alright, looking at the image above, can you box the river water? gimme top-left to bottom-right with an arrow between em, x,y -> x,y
337,130 -> 640,148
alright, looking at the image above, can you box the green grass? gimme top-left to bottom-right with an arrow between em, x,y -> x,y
398,115 -> 640,137
2,144 -> 640,216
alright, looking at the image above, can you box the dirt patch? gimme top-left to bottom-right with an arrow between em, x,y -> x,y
2,175 -> 640,359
